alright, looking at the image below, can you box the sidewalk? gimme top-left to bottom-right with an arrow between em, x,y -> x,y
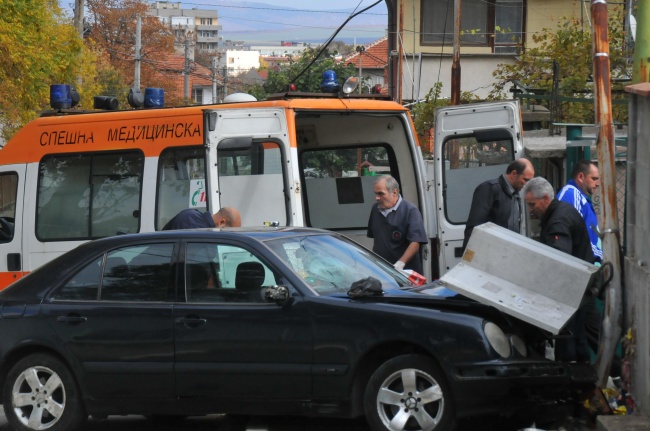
597,415 -> 650,431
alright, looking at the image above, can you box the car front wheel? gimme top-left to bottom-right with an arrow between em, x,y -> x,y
2,353 -> 86,431
364,354 -> 455,431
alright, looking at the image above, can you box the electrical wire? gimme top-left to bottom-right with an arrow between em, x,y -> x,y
289,0 -> 384,84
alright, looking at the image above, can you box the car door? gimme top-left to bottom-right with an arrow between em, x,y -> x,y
173,240 -> 313,402
41,242 -> 177,401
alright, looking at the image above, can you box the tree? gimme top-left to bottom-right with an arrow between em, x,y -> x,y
0,0 -> 100,142
245,47 -> 357,100
85,0 -> 179,106
488,5 -> 630,124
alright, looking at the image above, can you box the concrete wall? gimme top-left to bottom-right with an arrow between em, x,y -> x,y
623,83 -> 650,412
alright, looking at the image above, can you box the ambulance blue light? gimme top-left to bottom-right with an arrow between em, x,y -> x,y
144,88 -> 164,108
320,70 -> 340,93
50,84 -> 72,109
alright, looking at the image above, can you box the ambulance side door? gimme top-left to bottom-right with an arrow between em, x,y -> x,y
0,164 -> 26,288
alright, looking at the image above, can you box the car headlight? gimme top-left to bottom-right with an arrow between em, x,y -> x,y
510,334 -> 528,357
484,322 -> 511,358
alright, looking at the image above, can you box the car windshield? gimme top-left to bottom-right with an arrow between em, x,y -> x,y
264,234 -> 413,295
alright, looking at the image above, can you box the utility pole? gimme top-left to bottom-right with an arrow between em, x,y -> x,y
212,57 -> 218,103
184,38 -> 191,100
222,67 -> 228,101
451,0 -> 462,105
134,17 -> 141,90
591,0 -> 622,388
356,45 -> 365,94
73,0 -> 84,87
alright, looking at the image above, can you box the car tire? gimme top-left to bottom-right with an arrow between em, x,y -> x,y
2,353 -> 86,431
364,354 -> 455,431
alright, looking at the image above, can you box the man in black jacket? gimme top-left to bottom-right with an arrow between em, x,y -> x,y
463,158 -> 534,249
522,176 -> 594,362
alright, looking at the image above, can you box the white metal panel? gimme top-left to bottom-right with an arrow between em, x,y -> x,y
438,223 -> 599,334
431,101 -> 523,277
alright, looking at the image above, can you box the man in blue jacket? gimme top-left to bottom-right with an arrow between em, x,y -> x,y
556,159 -> 602,263
367,176 -> 427,274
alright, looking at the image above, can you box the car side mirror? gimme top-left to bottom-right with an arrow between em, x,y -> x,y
264,285 -> 293,307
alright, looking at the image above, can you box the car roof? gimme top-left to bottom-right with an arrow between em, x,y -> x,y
0,226 -> 335,299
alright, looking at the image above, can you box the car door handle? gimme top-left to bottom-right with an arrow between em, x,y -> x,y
175,317 -> 207,326
56,315 -> 87,324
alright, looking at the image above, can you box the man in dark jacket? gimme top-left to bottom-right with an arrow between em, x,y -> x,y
522,176 -> 594,362
463,158 -> 534,249
162,207 -> 241,230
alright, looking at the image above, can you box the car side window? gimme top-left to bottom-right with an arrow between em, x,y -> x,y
54,257 -> 103,301
185,242 -> 275,304
101,244 -> 175,302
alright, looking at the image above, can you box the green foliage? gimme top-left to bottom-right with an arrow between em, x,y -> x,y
245,47 -> 357,100
410,82 -> 480,138
0,0 -> 99,141
488,6 -> 630,124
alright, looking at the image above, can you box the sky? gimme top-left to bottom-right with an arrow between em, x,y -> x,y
177,0 -> 385,11
58,0 -> 388,44
59,0 -> 387,14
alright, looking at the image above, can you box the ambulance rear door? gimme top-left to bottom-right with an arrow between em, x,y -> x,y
432,100 -> 523,275
203,108 -> 298,227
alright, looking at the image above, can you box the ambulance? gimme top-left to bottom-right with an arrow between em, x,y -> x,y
0,78 -> 523,289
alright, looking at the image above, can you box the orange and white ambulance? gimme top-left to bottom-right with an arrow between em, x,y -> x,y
0,83 -> 523,289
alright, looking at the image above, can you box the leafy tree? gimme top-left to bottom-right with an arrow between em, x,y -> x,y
245,47 -> 357,100
488,5 -> 630,124
0,0 -> 100,141
410,82 -> 480,141
85,0 -> 180,106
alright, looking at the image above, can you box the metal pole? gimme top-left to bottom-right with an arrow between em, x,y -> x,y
398,0 -> 404,103
134,17 -> 141,90
184,38 -> 190,100
632,0 -> 650,82
74,0 -> 84,87
357,45 -> 365,94
591,0 -> 623,388
451,0 -> 462,105
212,57 -> 218,103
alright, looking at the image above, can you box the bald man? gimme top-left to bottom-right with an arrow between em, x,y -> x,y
162,207 -> 241,230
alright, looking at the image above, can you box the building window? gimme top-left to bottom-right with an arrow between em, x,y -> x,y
200,18 -> 213,25
193,88 -> 203,104
421,0 -> 524,52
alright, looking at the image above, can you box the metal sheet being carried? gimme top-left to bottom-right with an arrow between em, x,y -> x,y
438,223 -> 599,334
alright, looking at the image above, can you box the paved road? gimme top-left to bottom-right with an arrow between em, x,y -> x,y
0,407 -> 587,430
0,411 -> 371,431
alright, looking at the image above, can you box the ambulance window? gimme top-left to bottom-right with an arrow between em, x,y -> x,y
442,131 -> 514,224
300,146 -> 395,229
156,147 -> 206,230
37,152 -> 144,241
0,173 -> 18,243
217,141 -> 287,226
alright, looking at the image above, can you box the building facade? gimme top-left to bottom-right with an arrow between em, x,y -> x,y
385,0 -> 585,101
148,1 -> 222,59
